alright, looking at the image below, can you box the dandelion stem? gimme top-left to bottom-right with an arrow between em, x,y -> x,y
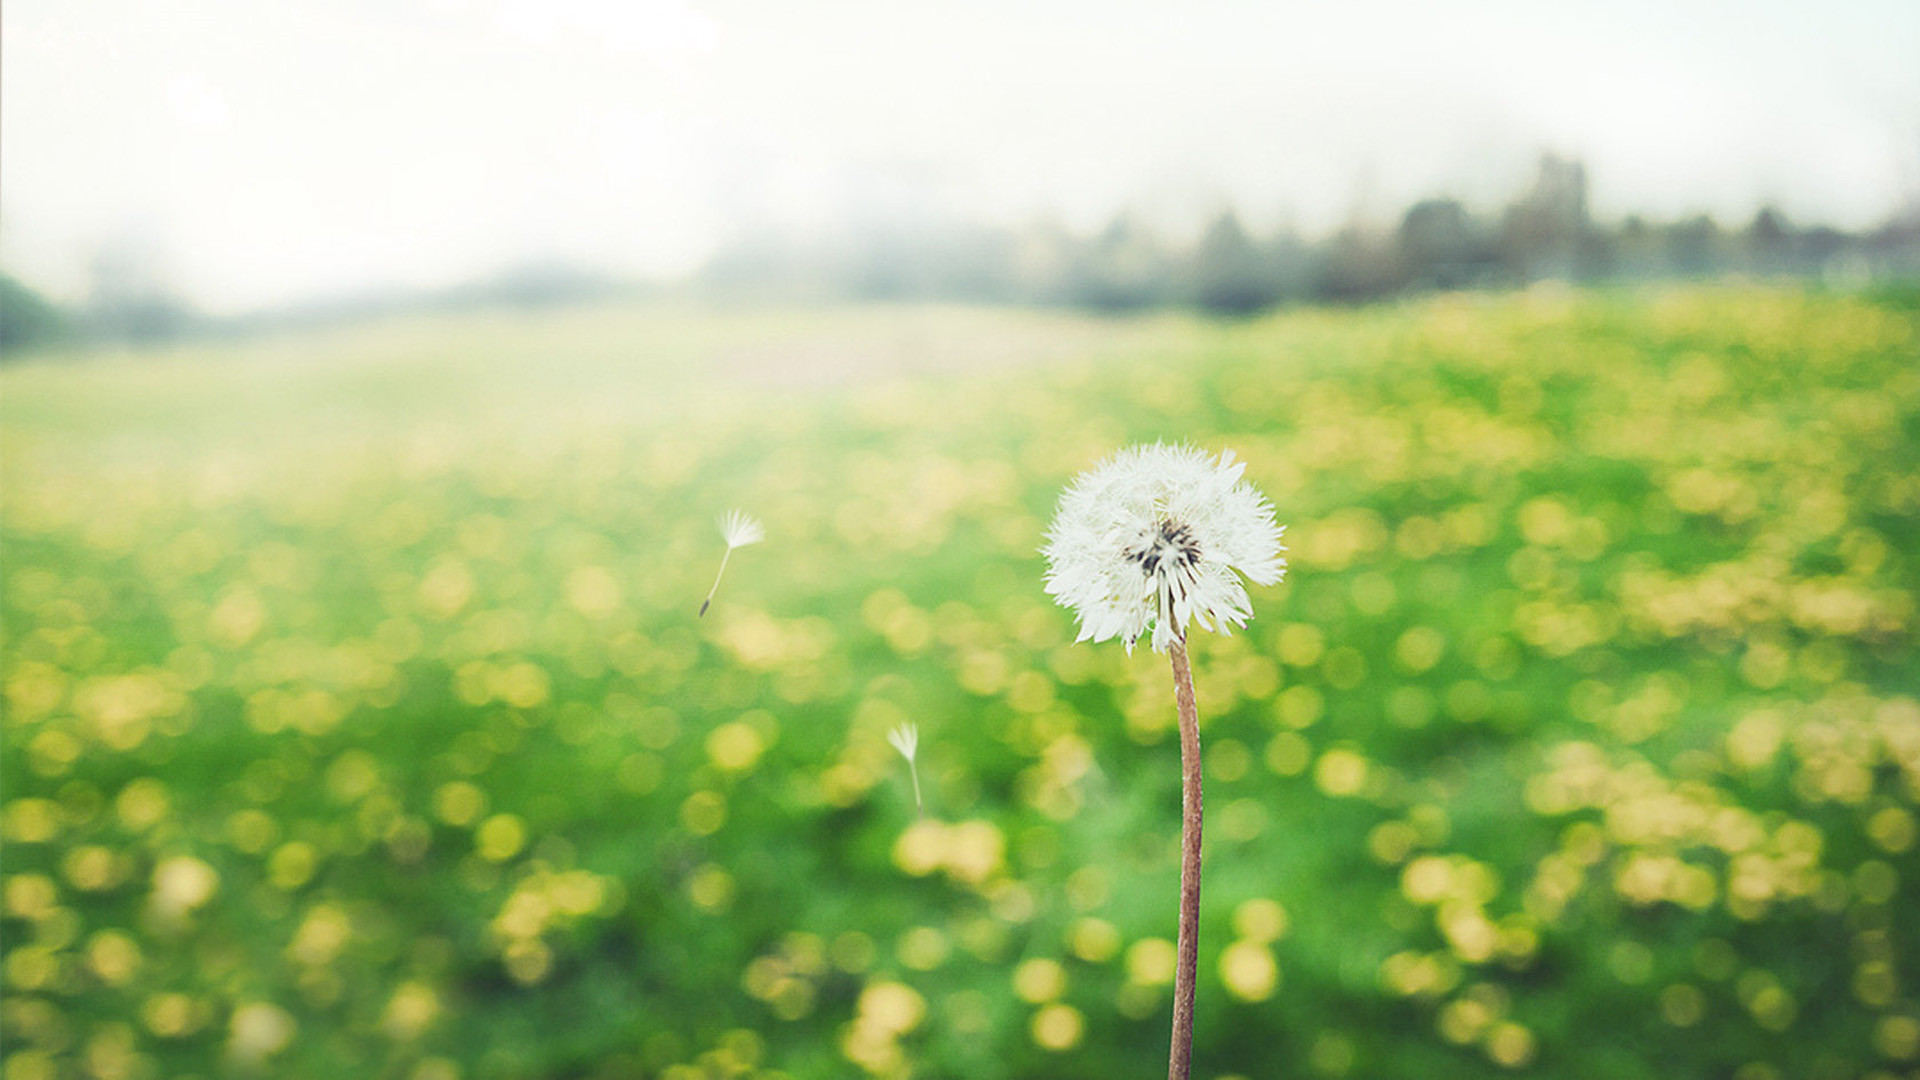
908,762 -> 924,819
1167,636 -> 1203,1080
699,546 -> 735,617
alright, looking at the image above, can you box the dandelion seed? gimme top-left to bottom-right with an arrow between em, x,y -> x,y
1042,443 -> 1285,1080
699,510 -> 765,617
888,722 -> 924,818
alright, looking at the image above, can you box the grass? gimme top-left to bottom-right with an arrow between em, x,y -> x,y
2,285 -> 1917,1080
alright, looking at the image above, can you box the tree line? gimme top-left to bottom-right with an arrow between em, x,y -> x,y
702,155 -> 1920,315
6,154 -> 1919,355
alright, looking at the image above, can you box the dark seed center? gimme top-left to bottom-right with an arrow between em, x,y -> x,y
1127,519 -> 1201,578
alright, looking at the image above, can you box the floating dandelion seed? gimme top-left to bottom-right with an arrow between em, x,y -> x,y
888,722 -> 923,818
1043,443 -> 1285,1080
699,510 -> 765,617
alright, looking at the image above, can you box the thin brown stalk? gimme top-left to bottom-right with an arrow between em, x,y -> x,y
1167,637 -> 1203,1080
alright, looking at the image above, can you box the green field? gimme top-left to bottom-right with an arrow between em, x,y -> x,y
3,286 -> 1918,1080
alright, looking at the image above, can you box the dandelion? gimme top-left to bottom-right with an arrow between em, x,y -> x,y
1045,443 -> 1284,654
699,510 -> 765,617
888,722 -> 923,818
1043,443 -> 1285,1080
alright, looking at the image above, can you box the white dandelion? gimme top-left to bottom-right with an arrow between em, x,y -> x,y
1044,443 -> 1285,654
887,722 -> 923,817
1042,442 -> 1285,1080
699,510 -> 765,617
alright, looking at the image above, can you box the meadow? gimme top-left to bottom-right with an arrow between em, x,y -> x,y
2,285 -> 1917,1080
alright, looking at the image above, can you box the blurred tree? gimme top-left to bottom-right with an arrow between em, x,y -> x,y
0,273 -> 71,356
1262,228 -> 1316,304
1665,214 -> 1722,278
1609,215 -> 1664,280
1186,211 -> 1281,315
87,233 -> 195,343
1397,198 -> 1496,290
1744,205 -> 1794,276
1501,154 -> 1594,282
1798,225 -> 1850,270
1317,222 -> 1399,303
1864,210 -> 1920,280
1066,214 -> 1176,312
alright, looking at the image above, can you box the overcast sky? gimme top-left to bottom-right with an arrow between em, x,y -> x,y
4,0 -> 1917,314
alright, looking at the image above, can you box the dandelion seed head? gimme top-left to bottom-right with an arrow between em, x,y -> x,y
1043,443 -> 1285,653
718,510 -> 765,550
887,722 -> 919,763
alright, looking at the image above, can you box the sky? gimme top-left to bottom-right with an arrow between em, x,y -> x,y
3,0 -> 1917,314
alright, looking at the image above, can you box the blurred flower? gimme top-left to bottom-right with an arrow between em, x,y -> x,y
701,510 -> 765,616
149,855 -> 219,922
227,1002 -> 296,1066
1044,444 -> 1285,652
